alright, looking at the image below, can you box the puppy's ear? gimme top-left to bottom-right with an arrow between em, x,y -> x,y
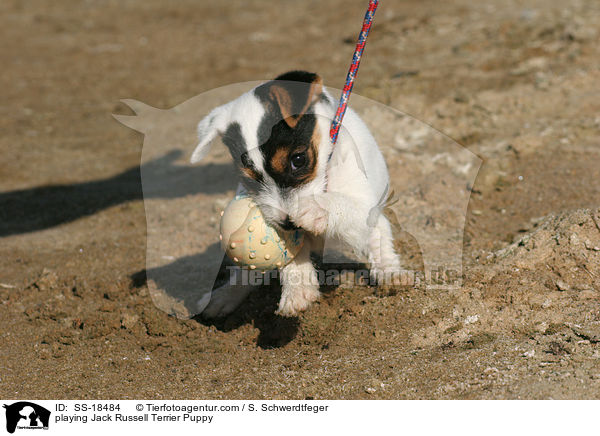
268,72 -> 323,128
191,105 -> 230,164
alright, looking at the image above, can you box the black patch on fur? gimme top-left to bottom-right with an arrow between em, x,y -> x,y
221,122 -> 246,159
254,70 -> 319,102
274,70 -> 319,84
254,70 -> 319,110
222,122 -> 264,184
259,113 -> 317,189
256,108 -> 276,147
253,70 -> 322,189
254,70 -> 320,120
240,152 -> 264,184
254,70 -> 321,146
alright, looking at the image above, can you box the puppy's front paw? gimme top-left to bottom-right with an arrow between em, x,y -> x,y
275,284 -> 320,317
292,196 -> 328,235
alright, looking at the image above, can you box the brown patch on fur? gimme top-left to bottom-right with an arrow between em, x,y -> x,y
269,86 -> 294,125
269,76 -> 323,128
270,147 -> 289,174
241,167 -> 261,181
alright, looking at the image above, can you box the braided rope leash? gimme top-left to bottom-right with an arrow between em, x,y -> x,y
329,0 -> 379,148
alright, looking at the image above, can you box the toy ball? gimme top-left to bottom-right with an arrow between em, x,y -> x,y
219,194 -> 304,271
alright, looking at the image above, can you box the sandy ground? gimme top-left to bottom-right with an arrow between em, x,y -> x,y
1,0 -> 599,399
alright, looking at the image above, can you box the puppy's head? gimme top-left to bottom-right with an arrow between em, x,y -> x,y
191,71 -> 333,230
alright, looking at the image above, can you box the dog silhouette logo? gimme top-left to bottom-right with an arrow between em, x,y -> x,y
3,402 -> 50,433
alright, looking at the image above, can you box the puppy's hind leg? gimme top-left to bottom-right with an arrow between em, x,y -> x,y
276,240 -> 320,317
368,213 -> 402,285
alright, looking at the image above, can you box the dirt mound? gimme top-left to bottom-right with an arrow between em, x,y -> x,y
412,208 -> 600,363
485,208 -> 600,294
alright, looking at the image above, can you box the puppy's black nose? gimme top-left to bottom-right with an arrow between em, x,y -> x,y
280,216 -> 299,231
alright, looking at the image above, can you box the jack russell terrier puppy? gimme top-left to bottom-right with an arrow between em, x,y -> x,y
191,70 -> 401,317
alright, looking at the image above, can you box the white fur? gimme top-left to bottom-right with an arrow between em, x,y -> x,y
192,78 -> 401,318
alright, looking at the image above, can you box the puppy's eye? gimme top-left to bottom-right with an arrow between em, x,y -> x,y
240,152 -> 251,168
290,152 -> 307,171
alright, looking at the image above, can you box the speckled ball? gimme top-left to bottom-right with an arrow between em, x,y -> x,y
219,194 -> 304,271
